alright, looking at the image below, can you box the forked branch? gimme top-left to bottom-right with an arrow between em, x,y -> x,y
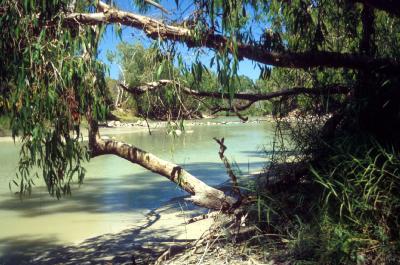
214,137 -> 242,197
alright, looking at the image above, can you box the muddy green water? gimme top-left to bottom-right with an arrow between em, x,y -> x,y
0,121 -> 273,252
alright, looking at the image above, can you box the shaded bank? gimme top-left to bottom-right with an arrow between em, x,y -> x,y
0,199 -> 213,265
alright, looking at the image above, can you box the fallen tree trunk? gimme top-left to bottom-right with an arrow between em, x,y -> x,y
87,118 -> 237,211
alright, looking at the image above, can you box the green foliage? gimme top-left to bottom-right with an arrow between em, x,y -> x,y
313,138 -> 400,237
0,0 -> 108,197
109,42 -> 182,119
110,42 -> 169,87
111,42 -> 265,119
110,109 -> 140,123
374,10 -> 400,58
252,11 -> 400,247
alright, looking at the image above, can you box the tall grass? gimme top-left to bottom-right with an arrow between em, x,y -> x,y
311,137 -> 400,264
249,135 -> 400,264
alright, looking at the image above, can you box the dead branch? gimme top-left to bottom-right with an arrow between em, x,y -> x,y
210,101 -> 255,118
154,245 -> 187,265
213,138 -> 242,197
186,212 -> 219,224
233,105 -> 249,122
143,0 -> 170,14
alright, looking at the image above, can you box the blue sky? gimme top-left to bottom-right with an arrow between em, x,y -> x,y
97,0 -> 261,81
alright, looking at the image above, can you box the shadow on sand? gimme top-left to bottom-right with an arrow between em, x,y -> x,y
0,203 -> 198,265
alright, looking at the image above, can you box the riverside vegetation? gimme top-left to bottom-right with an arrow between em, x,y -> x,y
1,0 -> 400,264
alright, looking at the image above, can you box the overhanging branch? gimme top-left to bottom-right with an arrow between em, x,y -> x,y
119,79 -> 350,102
120,80 -> 349,116
63,1 -> 400,71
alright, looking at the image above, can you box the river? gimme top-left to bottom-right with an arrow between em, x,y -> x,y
0,120 -> 274,258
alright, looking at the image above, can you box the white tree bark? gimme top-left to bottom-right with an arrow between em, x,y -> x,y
88,119 -> 238,211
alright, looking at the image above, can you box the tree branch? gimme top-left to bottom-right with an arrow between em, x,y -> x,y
143,0 -> 170,14
120,80 -> 349,118
360,4 -> 375,55
213,137 -> 242,197
119,79 -> 350,102
210,101 -> 255,117
63,1 -> 400,71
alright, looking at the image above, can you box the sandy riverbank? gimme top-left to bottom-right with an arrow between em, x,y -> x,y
103,116 -> 272,130
0,197 -> 214,265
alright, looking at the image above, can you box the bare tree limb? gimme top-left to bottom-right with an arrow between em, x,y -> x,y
98,0 -> 170,14
210,101 -> 256,117
119,80 -> 350,102
120,79 -> 349,115
214,137 -> 242,197
63,1 -> 400,71
143,0 -> 170,14
232,105 -> 249,122
186,212 -> 219,224
86,110 -> 237,211
97,1 -> 110,12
